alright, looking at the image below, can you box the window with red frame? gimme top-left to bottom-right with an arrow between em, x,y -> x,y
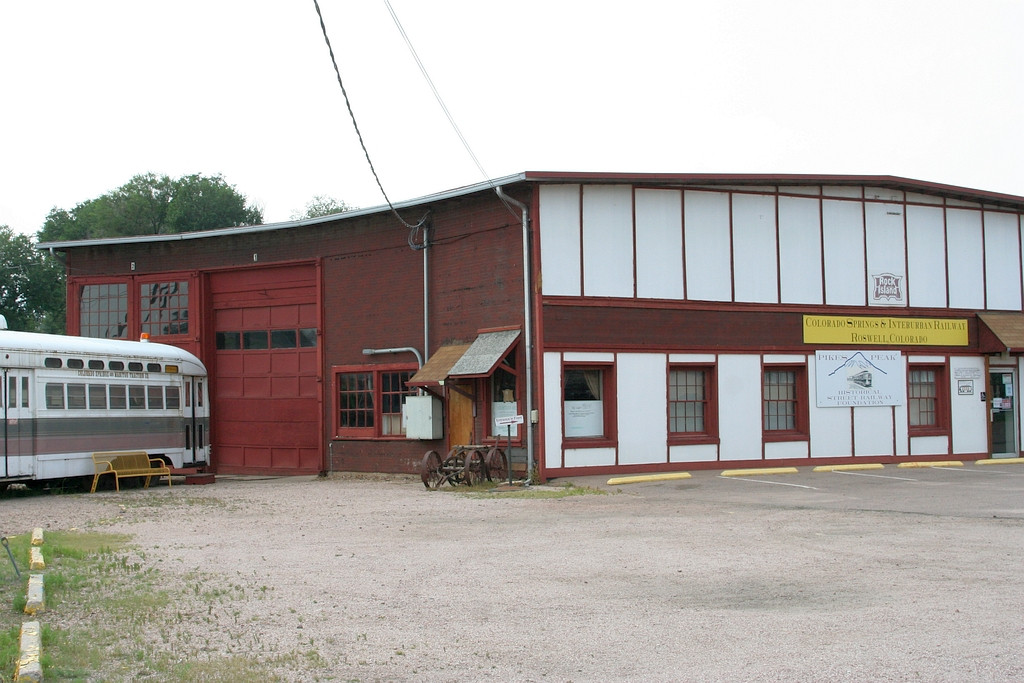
762,365 -> 808,440
563,364 -> 616,445
908,364 -> 949,436
669,365 -> 717,442
335,367 -> 417,438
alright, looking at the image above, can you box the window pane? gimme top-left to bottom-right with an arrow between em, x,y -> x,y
45,384 -> 65,409
166,386 -> 180,409
148,385 -> 164,410
338,372 -> 373,430
909,368 -> 937,427
299,328 -> 318,347
88,385 -> 107,410
380,371 -> 415,436
80,283 -> 128,338
271,330 -> 297,349
110,385 -> 127,409
243,331 -> 268,350
129,385 -> 146,409
670,369 -> 706,433
763,370 -> 797,431
140,281 -> 189,336
67,359 -> 84,369
216,332 -> 241,350
564,368 -> 605,437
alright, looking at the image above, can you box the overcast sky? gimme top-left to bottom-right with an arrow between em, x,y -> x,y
2,1 -> 1022,236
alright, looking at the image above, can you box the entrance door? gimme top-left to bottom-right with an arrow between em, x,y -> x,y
989,369 -> 1017,457
447,382 -> 475,447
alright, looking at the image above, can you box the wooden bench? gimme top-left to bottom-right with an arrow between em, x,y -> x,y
90,451 -> 172,493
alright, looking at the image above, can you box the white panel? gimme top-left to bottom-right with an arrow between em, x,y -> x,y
732,193 -> 778,303
764,354 -> 806,364
564,447 -> 616,468
765,441 -> 808,460
780,186 -> 821,196
865,202 -> 907,307
717,355 -> 763,461
539,185 -> 581,296
946,209 -> 985,309
907,192 -> 944,205
853,406 -> 895,456
808,365 -> 852,458
906,205 -> 947,308
947,198 -> 981,208
684,191 -> 732,302
669,353 -> 716,363
909,355 -> 946,363
910,436 -> 949,456
778,196 -> 823,304
616,354 -> 667,465
822,199 -> 866,305
865,187 -> 904,202
951,356 -> 988,455
635,189 -> 683,299
582,185 -> 634,297
543,352 -> 564,469
823,186 -> 862,198
984,211 -> 1022,311
669,443 -> 718,463
563,352 -> 614,362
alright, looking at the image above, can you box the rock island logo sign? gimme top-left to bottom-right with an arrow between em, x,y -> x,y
815,350 -> 905,407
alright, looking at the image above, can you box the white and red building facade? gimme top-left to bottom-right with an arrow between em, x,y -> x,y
41,173 -> 1024,479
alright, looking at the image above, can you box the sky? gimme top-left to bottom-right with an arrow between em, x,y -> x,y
2,1 -> 1023,237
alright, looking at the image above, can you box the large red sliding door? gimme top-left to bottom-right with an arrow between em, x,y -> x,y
209,264 -> 321,474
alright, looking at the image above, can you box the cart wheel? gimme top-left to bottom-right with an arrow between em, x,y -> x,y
462,449 -> 485,486
485,446 -> 508,482
421,450 -> 443,489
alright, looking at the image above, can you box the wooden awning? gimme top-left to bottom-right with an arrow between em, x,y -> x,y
977,312 -> 1024,353
408,343 -> 471,386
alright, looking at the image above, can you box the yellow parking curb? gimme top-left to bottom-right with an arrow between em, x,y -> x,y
813,464 -> 885,472
720,467 -> 799,477
975,457 -> 1024,465
607,472 -> 692,485
896,461 -> 963,468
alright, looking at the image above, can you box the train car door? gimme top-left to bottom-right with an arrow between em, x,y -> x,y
2,369 -> 32,477
183,376 -> 203,466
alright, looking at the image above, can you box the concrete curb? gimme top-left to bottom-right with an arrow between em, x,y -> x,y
721,467 -> 799,477
975,457 -> 1024,465
813,463 -> 886,472
13,528 -> 45,682
897,461 -> 964,468
606,472 -> 692,486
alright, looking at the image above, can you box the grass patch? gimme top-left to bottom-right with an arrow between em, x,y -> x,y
456,481 -> 608,499
0,529 -> 326,681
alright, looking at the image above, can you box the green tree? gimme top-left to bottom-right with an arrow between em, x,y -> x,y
38,172 -> 263,242
291,195 -> 353,220
0,225 -> 65,332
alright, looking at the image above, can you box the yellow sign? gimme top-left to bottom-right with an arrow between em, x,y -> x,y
803,315 -> 968,346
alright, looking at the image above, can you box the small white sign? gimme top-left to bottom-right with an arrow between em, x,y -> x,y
495,414 -> 524,427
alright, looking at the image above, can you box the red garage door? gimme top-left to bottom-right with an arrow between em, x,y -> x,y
209,264 -> 321,474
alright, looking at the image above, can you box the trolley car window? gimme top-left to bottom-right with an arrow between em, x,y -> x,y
7,376 -> 15,408
166,386 -> 180,409
147,363 -> 162,372
89,384 -> 107,409
67,359 -> 85,369
109,361 -> 125,371
44,358 -> 62,368
128,362 -> 144,372
67,384 -> 86,409
147,385 -> 164,409
45,384 -> 64,409
88,360 -> 105,370
110,385 -> 127,409
22,377 -> 28,408
129,385 -> 146,409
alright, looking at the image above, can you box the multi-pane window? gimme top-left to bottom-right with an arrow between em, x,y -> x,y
335,367 -> 417,438
909,365 -> 947,435
140,281 -> 189,336
763,366 -> 806,438
80,283 -> 128,338
669,367 -> 715,440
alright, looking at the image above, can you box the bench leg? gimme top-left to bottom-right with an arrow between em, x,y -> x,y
143,476 -> 152,489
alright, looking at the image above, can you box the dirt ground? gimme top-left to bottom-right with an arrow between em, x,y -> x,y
4,465 -> 1024,682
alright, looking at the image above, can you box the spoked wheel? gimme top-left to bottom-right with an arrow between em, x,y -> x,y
420,450 -> 443,489
462,449 -> 486,486
485,446 -> 508,482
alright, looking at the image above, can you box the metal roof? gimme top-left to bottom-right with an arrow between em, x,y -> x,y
36,172 -> 1024,251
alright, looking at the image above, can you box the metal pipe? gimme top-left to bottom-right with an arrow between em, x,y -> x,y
495,185 -> 534,483
423,223 -> 430,363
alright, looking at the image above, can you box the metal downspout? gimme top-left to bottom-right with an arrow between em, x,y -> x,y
495,186 -> 534,483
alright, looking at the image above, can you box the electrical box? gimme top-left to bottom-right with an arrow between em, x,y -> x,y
404,395 -> 443,440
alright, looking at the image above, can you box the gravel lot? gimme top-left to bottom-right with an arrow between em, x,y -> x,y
4,465 -> 1024,682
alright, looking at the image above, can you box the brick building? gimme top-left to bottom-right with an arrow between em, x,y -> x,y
40,172 -> 1024,479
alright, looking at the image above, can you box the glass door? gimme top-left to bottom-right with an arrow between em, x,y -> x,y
989,370 -> 1017,457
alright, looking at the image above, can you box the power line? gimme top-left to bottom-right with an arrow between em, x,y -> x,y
311,0 -> 427,231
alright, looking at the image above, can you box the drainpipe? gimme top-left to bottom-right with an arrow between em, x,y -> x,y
362,346 -> 424,369
495,186 -> 534,483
